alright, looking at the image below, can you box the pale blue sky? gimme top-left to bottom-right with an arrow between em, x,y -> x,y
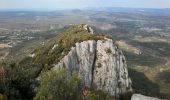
1,0 -> 170,10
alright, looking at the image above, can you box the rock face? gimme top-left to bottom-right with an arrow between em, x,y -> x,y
53,38 -> 132,96
131,94 -> 165,100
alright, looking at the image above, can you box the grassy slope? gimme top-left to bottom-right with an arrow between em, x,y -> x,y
18,25 -> 110,78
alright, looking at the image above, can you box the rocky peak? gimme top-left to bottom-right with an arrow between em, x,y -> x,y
53,38 -> 132,96
32,24 -> 132,96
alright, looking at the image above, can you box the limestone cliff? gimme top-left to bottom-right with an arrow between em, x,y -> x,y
53,38 -> 132,96
30,24 -> 132,97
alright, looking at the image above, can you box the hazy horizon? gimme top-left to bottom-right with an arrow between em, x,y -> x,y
1,0 -> 170,11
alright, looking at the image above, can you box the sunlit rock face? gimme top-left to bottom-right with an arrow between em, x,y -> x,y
93,39 -> 132,96
131,94 -> 165,100
53,38 -> 132,96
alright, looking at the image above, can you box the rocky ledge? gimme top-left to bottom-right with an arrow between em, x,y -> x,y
131,94 -> 167,100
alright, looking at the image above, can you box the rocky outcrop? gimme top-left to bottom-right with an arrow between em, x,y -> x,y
29,53 -> 35,58
83,24 -> 94,34
53,38 -> 132,96
93,39 -> 131,96
131,94 -> 166,100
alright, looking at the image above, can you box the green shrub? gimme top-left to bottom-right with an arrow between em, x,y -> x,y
89,90 -> 115,100
34,69 -> 83,100
0,62 -> 38,100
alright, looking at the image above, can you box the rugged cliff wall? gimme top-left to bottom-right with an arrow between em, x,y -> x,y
53,38 -> 132,96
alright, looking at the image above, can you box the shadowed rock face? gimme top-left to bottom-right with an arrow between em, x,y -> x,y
53,38 -> 132,96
